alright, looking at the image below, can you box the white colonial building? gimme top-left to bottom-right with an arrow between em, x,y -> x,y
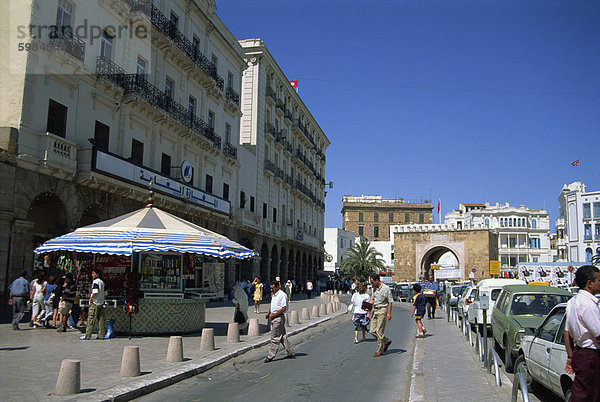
323,228 -> 355,272
445,202 -> 552,268
556,182 -> 600,263
0,0 -> 328,305
237,39 -> 329,283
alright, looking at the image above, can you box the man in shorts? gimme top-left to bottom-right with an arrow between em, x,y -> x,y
411,283 -> 427,338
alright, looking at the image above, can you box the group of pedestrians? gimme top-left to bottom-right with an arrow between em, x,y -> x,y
7,268 -> 107,340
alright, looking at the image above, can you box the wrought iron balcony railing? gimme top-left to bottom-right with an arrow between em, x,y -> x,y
223,142 -> 237,159
226,87 -> 239,105
96,56 -> 221,150
266,87 -> 276,102
49,27 -> 86,62
264,122 -> 277,137
149,4 -> 223,90
276,99 -> 285,112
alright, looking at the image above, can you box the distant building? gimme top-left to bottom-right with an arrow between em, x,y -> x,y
556,182 -> 600,263
445,202 -> 551,269
323,228 -> 355,272
341,195 -> 432,241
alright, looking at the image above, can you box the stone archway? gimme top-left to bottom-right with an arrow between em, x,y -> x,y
260,244 -> 269,282
79,203 -> 109,227
419,245 -> 461,281
288,249 -> 295,281
270,245 -> 279,280
238,238 -> 255,282
280,247 -> 288,281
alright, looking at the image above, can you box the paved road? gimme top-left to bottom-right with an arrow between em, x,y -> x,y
137,303 -> 414,402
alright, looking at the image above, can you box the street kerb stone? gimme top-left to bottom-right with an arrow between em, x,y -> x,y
120,346 -> 141,377
200,328 -> 215,351
54,359 -> 80,396
166,336 -> 184,362
312,305 -> 320,318
320,303 -> 327,316
227,322 -> 240,343
247,318 -> 260,336
301,307 -> 310,321
290,310 -> 300,325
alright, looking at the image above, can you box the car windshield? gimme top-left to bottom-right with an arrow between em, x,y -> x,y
510,293 -> 571,316
452,286 -> 462,296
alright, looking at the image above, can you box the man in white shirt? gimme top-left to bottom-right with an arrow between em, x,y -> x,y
264,281 -> 294,362
564,265 -> 600,402
82,268 -> 107,340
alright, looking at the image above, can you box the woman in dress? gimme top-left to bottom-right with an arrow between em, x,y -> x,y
30,272 -> 47,327
252,277 -> 263,313
350,281 -> 371,343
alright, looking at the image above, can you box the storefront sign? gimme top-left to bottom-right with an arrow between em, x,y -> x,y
490,260 -> 501,276
181,160 -> 193,183
435,268 -> 461,279
94,150 -> 230,215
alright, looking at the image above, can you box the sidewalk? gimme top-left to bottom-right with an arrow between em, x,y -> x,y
0,293 -> 347,401
408,308 -> 512,402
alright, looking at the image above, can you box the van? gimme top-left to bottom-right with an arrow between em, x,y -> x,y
467,278 -> 526,330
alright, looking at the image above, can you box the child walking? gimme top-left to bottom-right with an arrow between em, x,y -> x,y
411,283 -> 427,338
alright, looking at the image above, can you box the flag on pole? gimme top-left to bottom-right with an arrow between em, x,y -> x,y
289,80 -> 298,88
570,160 -> 580,166
437,198 -> 441,214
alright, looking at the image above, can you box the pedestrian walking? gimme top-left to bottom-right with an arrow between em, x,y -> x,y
368,273 -> 393,357
8,271 -> 31,330
411,283 -> 427,338
30,271 -> 47,327
564,265 -> 600,402
232,282 -> 249,331
57,273 -> 76,332
350,282 -> 371,343
42,276 -> 57,327
285,280 -> 293,301
306,279 -> 313,299
423,275 -> 438,319
252,277 -> 263,313
264,281 -> 294,362
81,268 -> 107,340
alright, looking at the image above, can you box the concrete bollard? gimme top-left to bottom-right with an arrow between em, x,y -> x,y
290,310 -> 300,325
334,301 -> 340,311
327,303 -> 333,314
227,322 -> 240,343
347,291 -> 351,295
320,303 -> 327,316
120,346 -> 141,377
200,328 -> 215,352
312,305 -> 320,318
247,318 -> 260,336
54,359 -> 80,396
166,336 -> 184,362
302,307 -> 310,321
334,296 -> 340,304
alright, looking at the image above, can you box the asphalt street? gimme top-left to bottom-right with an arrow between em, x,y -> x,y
136,303 -> 414,402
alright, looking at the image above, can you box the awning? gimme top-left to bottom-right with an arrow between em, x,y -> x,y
34,205 -> 257,259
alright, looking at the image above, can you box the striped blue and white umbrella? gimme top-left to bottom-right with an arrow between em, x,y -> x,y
34,205 -> 257,259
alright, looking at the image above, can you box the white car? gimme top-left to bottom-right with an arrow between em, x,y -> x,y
467,278 -> 525,330
457,285 -> 476,319
515,303 -> 573,400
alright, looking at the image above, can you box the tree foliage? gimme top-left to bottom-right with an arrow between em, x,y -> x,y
339,237 -> 386,281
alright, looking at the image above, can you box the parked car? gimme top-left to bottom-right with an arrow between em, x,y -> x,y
457,285 -> 476,319
515,303 -> 573,400
467,278 -> 525,331
491,285 -> 572,373
447,284 -> 467,307
395,283 -> 411,302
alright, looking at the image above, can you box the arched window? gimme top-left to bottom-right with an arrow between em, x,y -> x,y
485,218 -> 490,228
532,219 -> 537,229
585,248 -> 593,262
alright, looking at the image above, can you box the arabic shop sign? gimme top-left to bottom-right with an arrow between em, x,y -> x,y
94,151 -> 230,215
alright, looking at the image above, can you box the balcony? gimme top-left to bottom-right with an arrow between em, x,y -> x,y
149,4 -> 223,90
96,57 -> 221,151
276,99 -> 285,114
223,142 -> 237,160
284,174 -> 293,187
48,28 -> 86,62
264,122 -> 277,138
264,159 -> 276,176
226,87 -> 239,105
284,108 -> 293,123
17,130 -> 78,180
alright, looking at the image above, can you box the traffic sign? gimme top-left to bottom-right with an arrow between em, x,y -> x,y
490,260 -> 501,276
471,267 -> 477,273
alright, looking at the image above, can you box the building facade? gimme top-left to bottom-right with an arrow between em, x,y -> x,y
0,1 -> 328,305
323,228 -> 355,273
556,182 -> 600,263
445,202 -> 551,268
341,195 -> 432,241
237,39 -> 329,284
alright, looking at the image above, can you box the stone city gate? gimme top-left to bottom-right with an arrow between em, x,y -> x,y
392,228 -> 499,282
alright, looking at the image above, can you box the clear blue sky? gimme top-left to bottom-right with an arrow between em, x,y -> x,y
216,0 -> 600,230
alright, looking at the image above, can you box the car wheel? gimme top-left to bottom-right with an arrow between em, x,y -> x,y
504,341 -> 514,373
514,355 -> 535,392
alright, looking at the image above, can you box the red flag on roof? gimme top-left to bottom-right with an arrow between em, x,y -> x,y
570,160 -> 580,166
437,198 -> 441,214
289,80 -> 298,88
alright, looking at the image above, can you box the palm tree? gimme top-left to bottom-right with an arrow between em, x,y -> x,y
340,237 -> 386,281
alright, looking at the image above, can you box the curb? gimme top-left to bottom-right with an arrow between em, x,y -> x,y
71,306 -> 347,401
